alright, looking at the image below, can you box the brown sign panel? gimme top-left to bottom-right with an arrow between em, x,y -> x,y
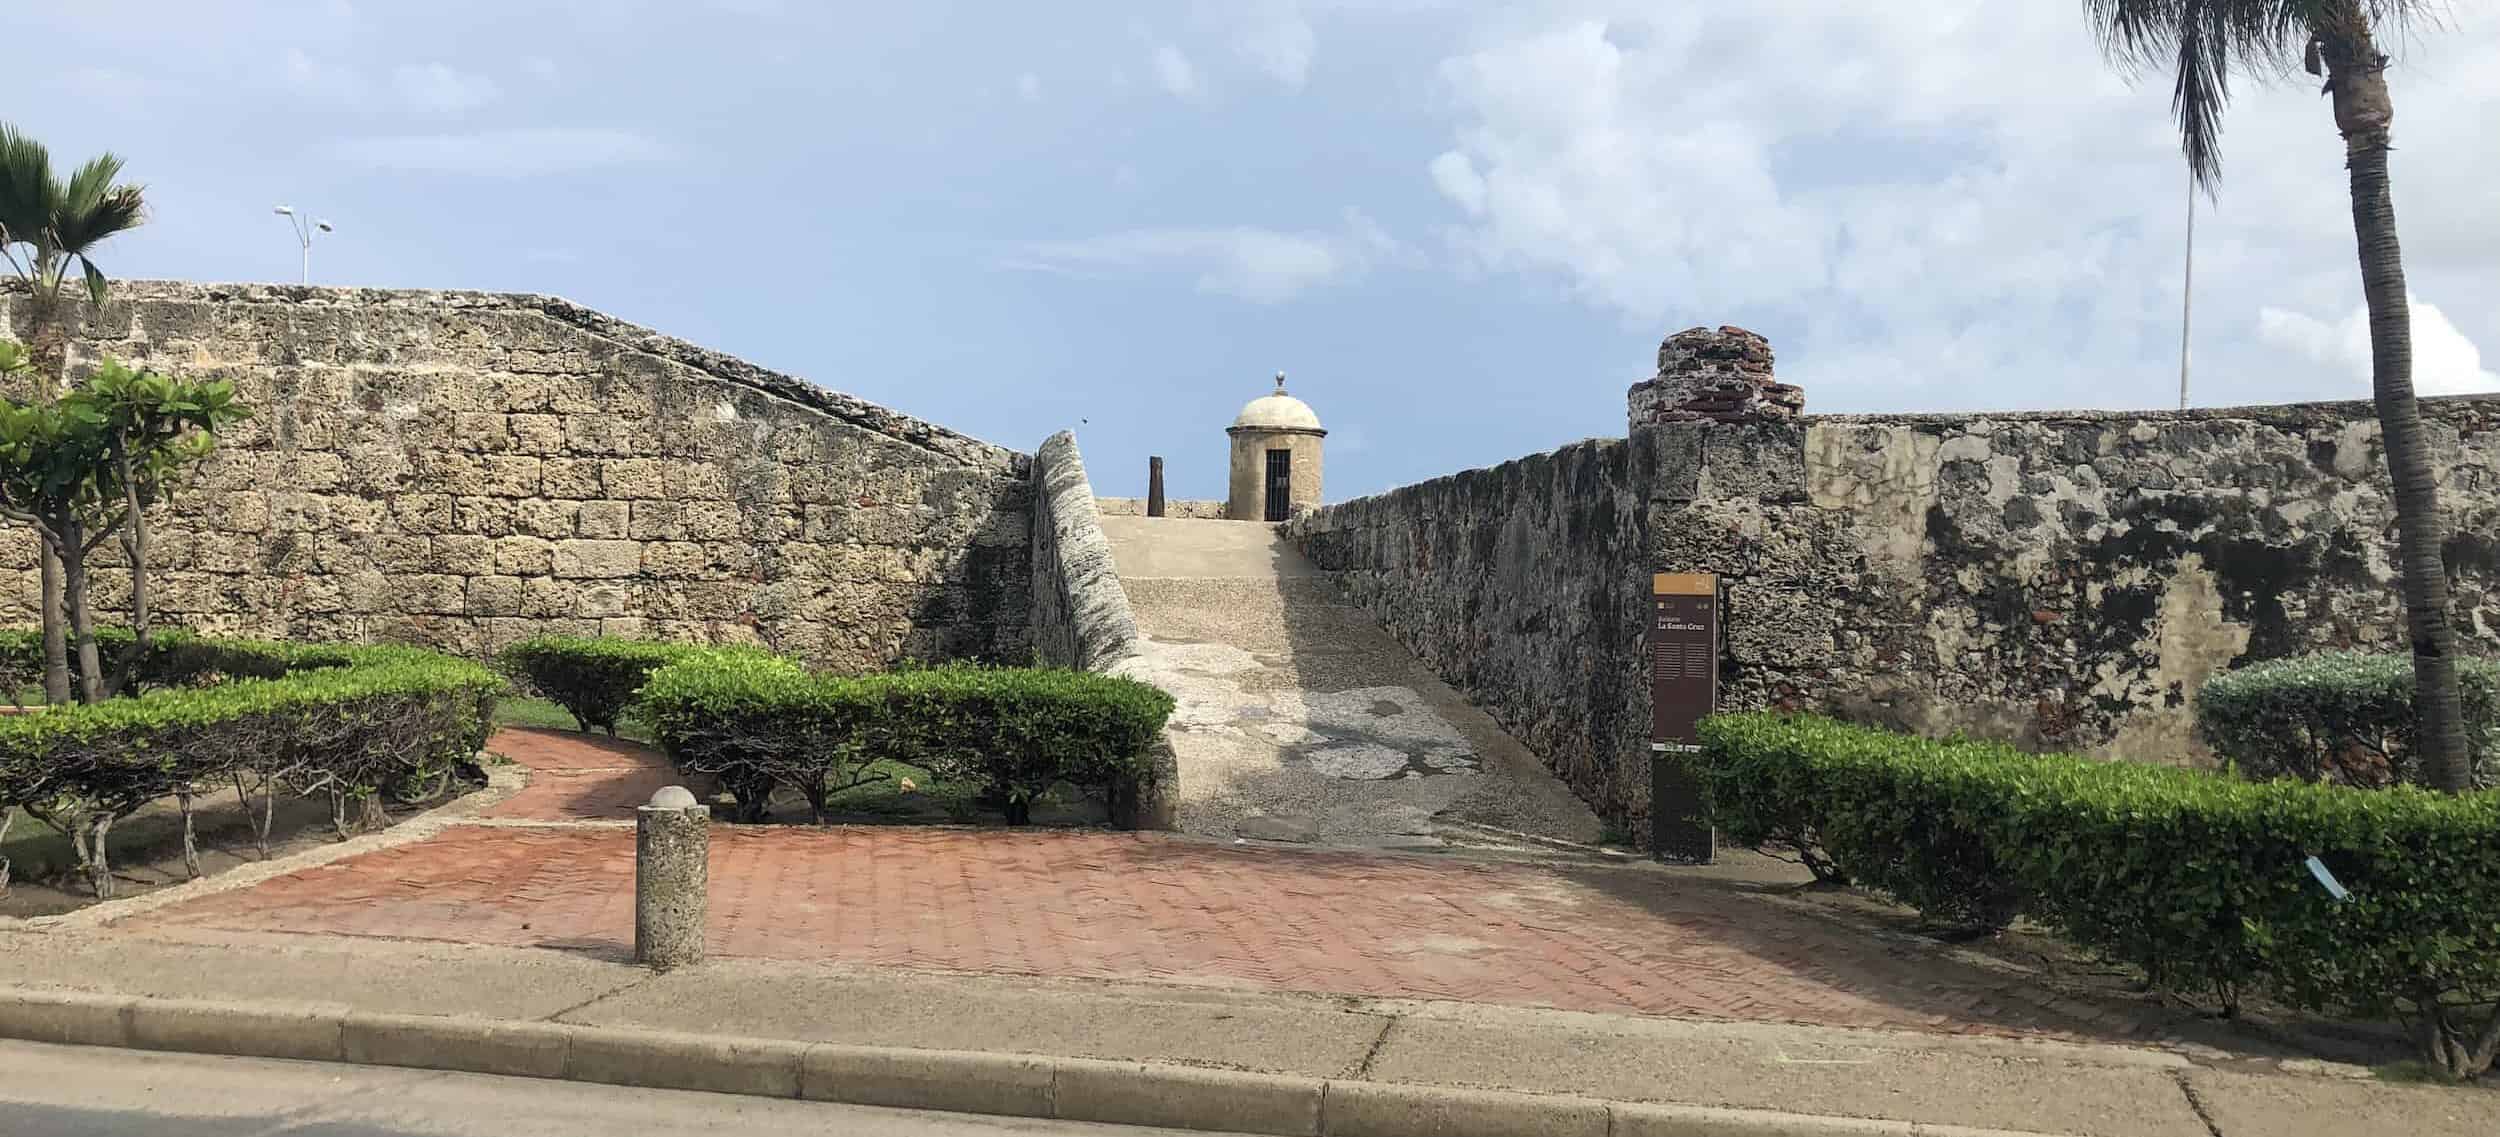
1649,572 -> 1717,864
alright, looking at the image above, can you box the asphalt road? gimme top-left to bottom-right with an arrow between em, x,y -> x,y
0,1039 -> 1243,1136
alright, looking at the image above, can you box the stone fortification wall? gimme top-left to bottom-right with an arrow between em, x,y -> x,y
1292,326 -> 2500,832
0,282 -> 1033,668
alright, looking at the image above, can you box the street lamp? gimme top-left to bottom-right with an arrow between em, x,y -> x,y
272,205 -> 334,285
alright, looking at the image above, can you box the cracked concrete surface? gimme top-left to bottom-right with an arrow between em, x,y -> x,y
1100,515 -> 1603,849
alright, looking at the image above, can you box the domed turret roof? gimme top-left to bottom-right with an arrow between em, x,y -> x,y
1230,373 -> 1324,433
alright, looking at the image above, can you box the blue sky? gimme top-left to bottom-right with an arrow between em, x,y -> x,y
10,1 -> 2498,501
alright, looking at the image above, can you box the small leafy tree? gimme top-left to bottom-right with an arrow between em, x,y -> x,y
0,123 -> 147,703
0,348 -> 244,705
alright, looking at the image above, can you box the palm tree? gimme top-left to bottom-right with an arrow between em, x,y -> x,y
0,123 -> 147,385
2085,1 -> 2470,793
0,124 -> 146,705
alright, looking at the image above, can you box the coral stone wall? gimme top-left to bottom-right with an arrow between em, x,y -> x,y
1291,326 -> 2500,835
1286,437 -> 1655,824
0,282 -> 1033,667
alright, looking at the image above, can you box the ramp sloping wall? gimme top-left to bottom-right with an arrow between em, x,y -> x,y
1289,334 -> 2500,834
1,282 -> 1033,667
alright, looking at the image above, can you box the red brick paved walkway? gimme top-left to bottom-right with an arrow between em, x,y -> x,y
478,728 -> 683,822
137,729 -> 2130,1039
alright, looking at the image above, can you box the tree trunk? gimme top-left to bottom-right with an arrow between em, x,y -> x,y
2325,19 -> 2474,792
36,543 -> 69,705
112,439 -> 152,698
25,292 -> 71,392
86,813 -> 115,900
176,788 -> 202,879
58,519 -> 105,705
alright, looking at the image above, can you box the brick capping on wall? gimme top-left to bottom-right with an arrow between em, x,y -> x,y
1289,327 -> 2500,843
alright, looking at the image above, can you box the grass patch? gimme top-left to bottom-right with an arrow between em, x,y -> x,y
494,695 -> 653,743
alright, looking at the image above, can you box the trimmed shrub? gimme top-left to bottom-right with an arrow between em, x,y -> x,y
2196,652 -> 2500,787
1697,713 -> 2500,1078
641,656 -> 1175,826
0,636 -> 501,897
495,636 -> 750,735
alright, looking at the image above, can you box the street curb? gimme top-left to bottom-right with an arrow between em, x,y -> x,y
0,988 -> 2065,1137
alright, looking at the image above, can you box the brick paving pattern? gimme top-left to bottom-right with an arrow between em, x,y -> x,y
140,729 -> 2132,1039
478,728 -> 683,822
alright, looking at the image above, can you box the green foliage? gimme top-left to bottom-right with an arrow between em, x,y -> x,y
640,654 -> 1175,825
0,632 -> 500,896
1697,713 -> 2500,1075
0,121 -> 146,306
0,641 -> 499,811
2196,652 -> 2500,788
0,351 -> 246,705
493,636 -> 757,735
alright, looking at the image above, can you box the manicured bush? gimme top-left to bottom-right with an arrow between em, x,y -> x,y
1697,713 -> 2500,1078
641,655 -> 1175,826
0,636 -> 501,897
2196,652 -> 2500,787
495,636 -> 749,735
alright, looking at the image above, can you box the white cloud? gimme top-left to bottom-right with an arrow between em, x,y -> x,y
281,47 -> 367,101
1424,2 -> 2500,412
1152,43 -> 1200,98
1238,4 -> 1316,89
393,63 -> 500,114
2259,297 -> 2500,397
1017,71 -> 1042,102
330,127 -> 669,176
1006,212 -> 1397,303
521,56 -> 560,83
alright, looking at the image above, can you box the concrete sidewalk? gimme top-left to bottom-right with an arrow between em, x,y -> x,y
0,928 -> 2490,1137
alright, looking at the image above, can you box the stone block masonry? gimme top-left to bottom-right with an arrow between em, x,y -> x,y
0,282 -> 1033,668
1291,325 -> 2500,838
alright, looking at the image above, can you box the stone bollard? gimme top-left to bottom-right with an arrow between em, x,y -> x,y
635,785 -> 708,970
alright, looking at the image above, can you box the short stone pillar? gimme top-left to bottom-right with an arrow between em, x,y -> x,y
1627,326 -> 1804,426
635,785 -> 708,970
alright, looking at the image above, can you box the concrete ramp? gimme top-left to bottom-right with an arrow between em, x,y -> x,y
1100,515 -> 1604,850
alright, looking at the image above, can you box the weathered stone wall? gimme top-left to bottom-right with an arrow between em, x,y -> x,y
0,282 -> 1033,667
1032,433 -> 1142,671
1286,437 -> 1655,827
1094,497 -> 1227,520
1291,337 -> 2500,834
1720,401 -> 2500,760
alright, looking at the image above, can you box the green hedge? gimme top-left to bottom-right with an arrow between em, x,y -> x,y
0,635 -> 502,896
641,654 -> 1174,825
2196,652 -> 2500,787
1698,713 -> 2500,1076
494,636 -> 756,735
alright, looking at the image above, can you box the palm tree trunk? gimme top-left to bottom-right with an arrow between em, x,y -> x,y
2326,20 -> 2473,792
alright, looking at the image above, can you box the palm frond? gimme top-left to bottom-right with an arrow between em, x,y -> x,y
0,123 -> 61,252
51,183 -> 146,252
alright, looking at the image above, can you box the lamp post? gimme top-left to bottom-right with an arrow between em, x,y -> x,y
272,205 -> 334,285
